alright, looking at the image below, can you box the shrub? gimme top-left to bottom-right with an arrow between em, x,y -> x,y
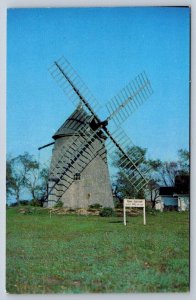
99,207 -> 115,217
88,203 -> 103,209
19,207 -> 46,215
29,199 -> 42,207
20,200 -> 30,206
115,201 -> 123,209
145,206 -> 159,215
54,201 -> 64,208
113,196 -> 123,208
9,202 -> 18,207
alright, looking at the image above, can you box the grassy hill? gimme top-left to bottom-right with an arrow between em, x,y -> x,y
6,208 -> 189,293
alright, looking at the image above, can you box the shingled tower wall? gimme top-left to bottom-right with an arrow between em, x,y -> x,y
47,105 -> 114,208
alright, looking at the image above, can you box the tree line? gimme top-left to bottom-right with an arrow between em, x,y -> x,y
112,147 -> 189,208
6,148 -> 189,207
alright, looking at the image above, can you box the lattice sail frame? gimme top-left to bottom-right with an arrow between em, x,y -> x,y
106,128 -> 151,192
49,56 -> 101,114
45,56 -> 154,201
106,71 -> 153,126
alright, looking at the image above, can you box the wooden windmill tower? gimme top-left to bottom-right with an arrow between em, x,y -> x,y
39,57 -> 153,208
46,104 -> 113,208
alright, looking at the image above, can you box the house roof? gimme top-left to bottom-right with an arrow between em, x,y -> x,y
159,187 -> 176,196
159,175 -> 190,196
52,104 -> 91,139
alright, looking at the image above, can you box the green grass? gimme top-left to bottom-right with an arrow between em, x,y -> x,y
6,208 -> 189,293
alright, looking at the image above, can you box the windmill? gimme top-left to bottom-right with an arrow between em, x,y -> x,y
39,57 -> 153,208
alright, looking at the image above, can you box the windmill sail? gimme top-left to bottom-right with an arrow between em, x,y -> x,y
105,127 -> 151,192
106,72 -> 153,126
48,56 -> 101,115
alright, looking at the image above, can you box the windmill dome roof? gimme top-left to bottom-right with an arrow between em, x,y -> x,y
52,104 -> 91,139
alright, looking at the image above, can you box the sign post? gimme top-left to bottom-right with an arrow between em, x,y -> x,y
123,199 -> 126,226
123,199 -> 146,226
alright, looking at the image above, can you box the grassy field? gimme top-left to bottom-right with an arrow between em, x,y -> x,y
6,208 -> 189,293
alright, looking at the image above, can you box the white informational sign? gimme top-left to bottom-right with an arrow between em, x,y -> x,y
123,199 -> 146,226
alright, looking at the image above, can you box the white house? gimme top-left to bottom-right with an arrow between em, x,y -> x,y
155,176 -> 189,212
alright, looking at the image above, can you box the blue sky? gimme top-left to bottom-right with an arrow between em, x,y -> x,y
7,7 -> 190,164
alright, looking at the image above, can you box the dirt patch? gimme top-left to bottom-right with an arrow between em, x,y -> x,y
44,275 -> 65,285
48,207 -> 100,216
18,207 -> 142,217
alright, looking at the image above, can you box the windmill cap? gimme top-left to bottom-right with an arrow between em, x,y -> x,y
52,104 -> 91,139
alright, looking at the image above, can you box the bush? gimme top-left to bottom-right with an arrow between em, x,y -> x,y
18,207 -> 47,215
145,206 -> 159,215
20,200 -> 30,206
115,201 -> 123,209
88,203 -> 103,209
29,199 -> 42,207
9,202 -> 18,207
54,201 -> 64,208
99,207 -> 115,217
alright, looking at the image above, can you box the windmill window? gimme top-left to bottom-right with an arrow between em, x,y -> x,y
74,173 -> 81,180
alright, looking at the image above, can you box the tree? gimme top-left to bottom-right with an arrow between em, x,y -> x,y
148,159 -> 178,186
178,149 -> 190,175
146,149 -> 190,208
148,149 -> 190,187
147,179 -> 160,208
6,152 -> 37,204
112,146 -> 148,199
6,152 -> 48,205
34,167 -> 49,201
6,157 -> 15,197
